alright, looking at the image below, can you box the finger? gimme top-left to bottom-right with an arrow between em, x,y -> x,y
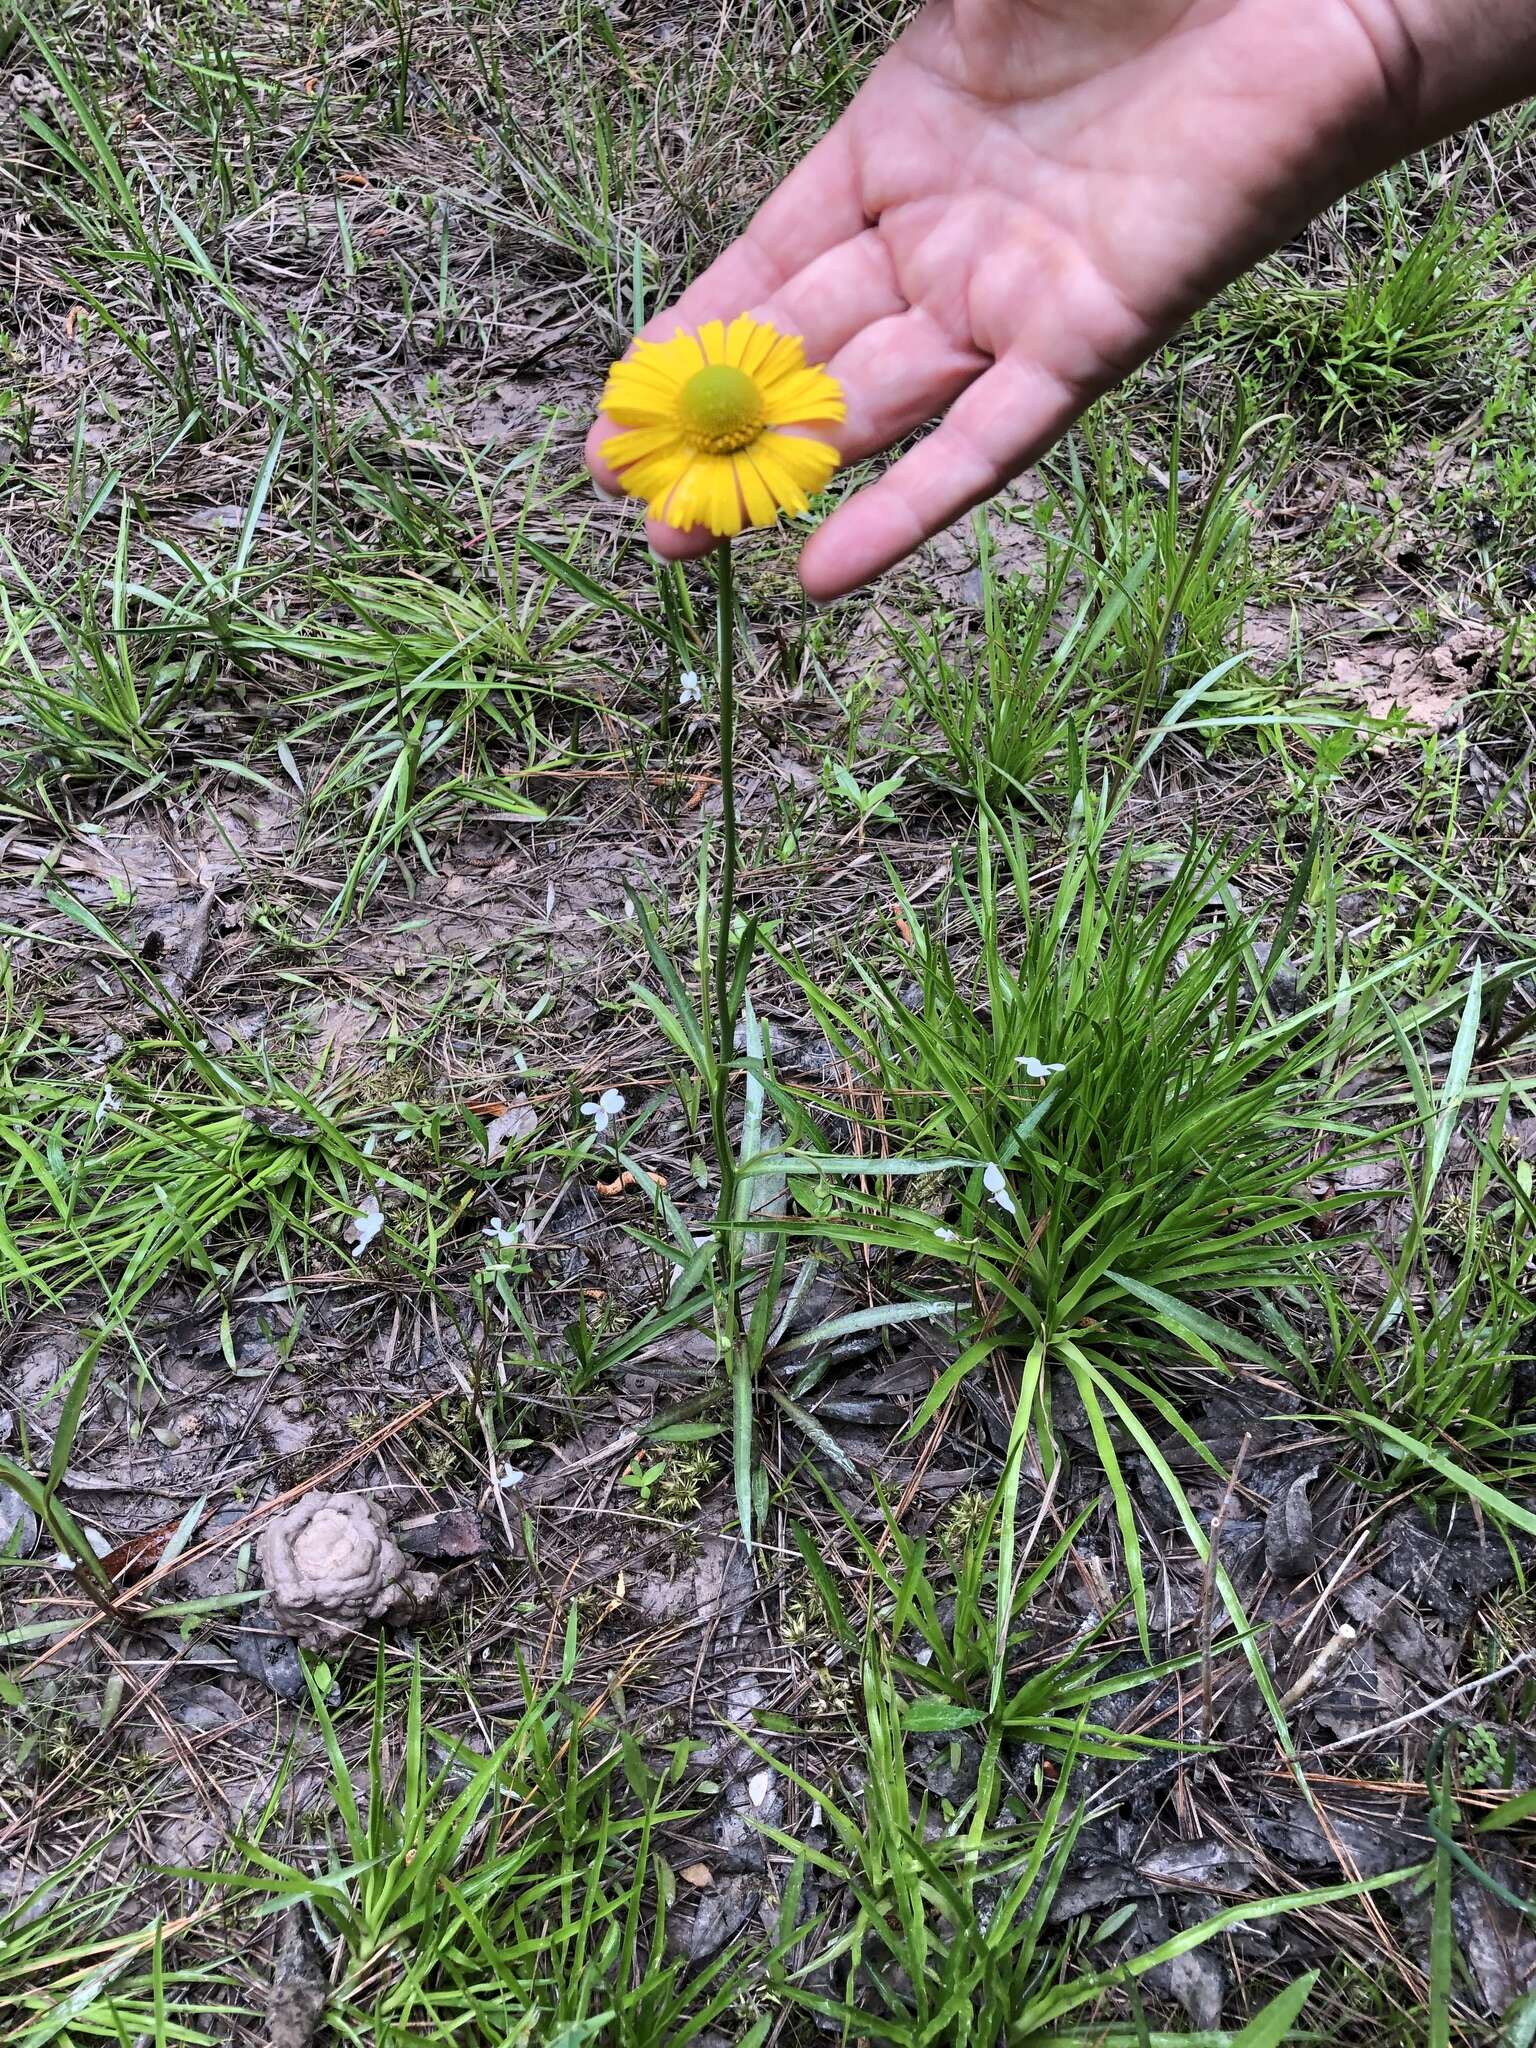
820,305 -> 988,461
638,124 -> 867,345
745,229 -> 909,370
644,506 -> 719,565
798,355 -> 1098,602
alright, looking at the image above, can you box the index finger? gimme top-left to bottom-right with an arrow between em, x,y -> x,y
636,123 -> 867,347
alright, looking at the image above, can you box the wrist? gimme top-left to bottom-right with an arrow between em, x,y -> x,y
1352,0 -> 1536,145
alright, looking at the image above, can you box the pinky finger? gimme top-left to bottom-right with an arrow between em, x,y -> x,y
796,354 -> 1100,602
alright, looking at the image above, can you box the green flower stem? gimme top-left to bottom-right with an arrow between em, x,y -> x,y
708,542 -> 754,1552
710,542 -> 739,1237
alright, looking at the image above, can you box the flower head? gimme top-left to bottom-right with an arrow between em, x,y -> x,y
677,670 -> 703,709
484,1216 -> 523,1250
582,1087 -> 627,1136
982,1163 -> 1017,1218
1016,1055 -> 1066,1082
601,316 -> 845,539
348,1192 -> 385,1254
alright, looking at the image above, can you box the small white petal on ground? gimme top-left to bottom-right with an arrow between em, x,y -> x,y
348,1193 -> 385,1253
581,1087 -> 627,1134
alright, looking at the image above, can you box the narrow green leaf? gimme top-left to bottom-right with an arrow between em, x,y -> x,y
1105,1269 -> 1284,1370
776,1298 -> 955,1355
732,1339 -> 754,1551
1352,1414 -> 1536,1541
903,1699 -> 985,1734
1231,1972 -> 1319,2047
769,1388 -> 858,1480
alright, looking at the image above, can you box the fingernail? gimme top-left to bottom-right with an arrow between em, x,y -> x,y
591,476 -> 621,503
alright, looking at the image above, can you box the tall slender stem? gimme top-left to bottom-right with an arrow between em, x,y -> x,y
711,542 -> 739,1233
709,542 -> 754,1555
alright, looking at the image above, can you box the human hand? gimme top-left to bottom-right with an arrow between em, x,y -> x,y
585,0 -> 1505,598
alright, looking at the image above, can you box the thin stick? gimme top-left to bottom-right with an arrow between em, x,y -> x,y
1309,1648 -> 1536,1755
1279,1623 -> 1358,1710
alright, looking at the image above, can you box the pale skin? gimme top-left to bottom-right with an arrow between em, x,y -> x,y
584,0 -> 1536,600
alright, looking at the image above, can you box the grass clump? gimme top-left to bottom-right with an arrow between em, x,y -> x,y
180,1654 -> 764,2046
787,813 -> 1337,1376
0,991 -> 430,1350
889,508 -> 1087,812
775,809 -> 1376,1656
1218,185 -> 1510,431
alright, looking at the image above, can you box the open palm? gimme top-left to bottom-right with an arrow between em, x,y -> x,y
587,0 -> 1422,596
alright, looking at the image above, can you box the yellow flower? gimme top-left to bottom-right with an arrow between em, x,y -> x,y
600,315 -> 845,539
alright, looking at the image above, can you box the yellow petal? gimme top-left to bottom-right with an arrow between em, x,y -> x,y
616,332 -> 703,391
659,329 -> 710,372
760,431 -> 840,492
733,319 -> 781,378
605,397 -> 678,428
646,454 -> 695,522
696,319 -> 729,368
615,446 -> 694,506
758,331 -> 808,383
606,335 -> 691,391
605,423 -> 689,469
706,459 -> 747,536
602,360 -> 685,423
601,367 -> 677,409
742,439 -> 810,520
655,462 -> 698,530
601,361 -> 673,400
760,369 -> 846,427
605,349 -> 681,389
724,314 -> 759,369
735,449 -> 779,529
663,454 -> 743,536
